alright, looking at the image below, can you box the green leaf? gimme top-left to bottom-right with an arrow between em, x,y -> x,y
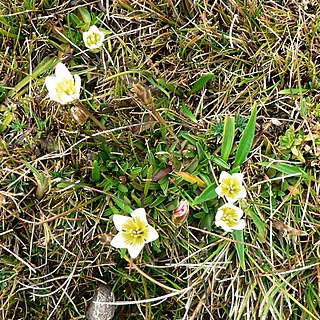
188,73 -> 214,96
144,166 -> 153,197
78,7 -> 91,24
233,104 -> 257,168
259,162 -> 307,177
23,161 -> 49,200
278,88 -> 308,95
158,78 -> 175,92
221,116 -> 235,162
232,230 -> 246,270
92,160 -> 101,181
211,155 -> 230,170
8,57 -> 59,97
193,182 -> 217,205
246,208 -> 266,242
147,77 -> 170,98
202,212 -> 214,231
181,102 -> 197,122
0,86 -> 6,102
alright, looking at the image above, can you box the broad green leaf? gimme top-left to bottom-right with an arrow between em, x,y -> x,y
211,155 -> 230,169
221,116 -> 235,162
202,212 -> 214,231
175,171 -> 207,188
113,199 -> 132,214
232,230 -> 246,270
188,73 -> 214,96
193,182 -> 217,205
233,104 -> 257,168
182,102 -> 197,122
259,162 -> 307,177
78,7 -> 91,24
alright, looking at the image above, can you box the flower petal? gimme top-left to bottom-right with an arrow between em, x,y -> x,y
113,214 -> 132,231
55,62 -> 72,79
127,243 -> 145,259
145,225 -> 159,243
73,74 -> 81,98
215,219 -> 233,232
45,76 -> 59,101
232,219 -> 246,230
232,173 -> 244,184
131,208 -> 147,223
219,171 -> 230,183
238,186 -> 246,199
215,185 -> 223,198
110,232 -> 128,248
232,205 -> 244,219
88,25 -> 100,33
225,196 -> 237,203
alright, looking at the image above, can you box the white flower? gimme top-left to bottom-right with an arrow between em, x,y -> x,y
83,25 -> 105,50
45,62 -> 81,105
215,203 -> 246,232
110,208 -> 159,259
215,171 -> 246,203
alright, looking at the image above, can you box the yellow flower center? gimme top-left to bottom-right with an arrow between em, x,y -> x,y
220,206 -> 239,227
220,176 -> 242,199
86,32 -> 102,46
122,217 -> 150,246
55,78 -> 76,100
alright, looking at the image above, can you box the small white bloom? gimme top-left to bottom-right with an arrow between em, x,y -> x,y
215,171 -> 246,203
83,25 -> 105,50
110,208 -> 159,259
45,62 -> 81,105
215,203 -> 246,232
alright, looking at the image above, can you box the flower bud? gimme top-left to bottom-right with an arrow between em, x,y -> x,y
71,106 -> 88,124
172,200 -> 190,225
131,83 -> 153,106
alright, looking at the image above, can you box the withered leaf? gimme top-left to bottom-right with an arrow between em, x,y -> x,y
152,166 -> 172,181
272,219 -> 308,236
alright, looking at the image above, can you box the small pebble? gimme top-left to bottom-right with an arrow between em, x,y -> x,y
86,284 -> 116,320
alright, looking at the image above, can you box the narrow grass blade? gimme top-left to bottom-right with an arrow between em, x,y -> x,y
278,88 -> 308,95
233,104 -> 257,168
181,102 -> 197,122
188,73 -> 214,96
246,208 -> 266,242
8,57 -> 59,97
221,116 -> 235,162
92,160 -> 101,181
232,230 -> 246,271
